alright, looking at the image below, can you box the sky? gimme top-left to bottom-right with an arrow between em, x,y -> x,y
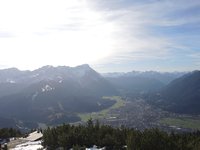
0,0 -> 199,72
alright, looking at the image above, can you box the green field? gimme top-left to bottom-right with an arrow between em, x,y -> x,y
160,117 -> 200,130
78,96 -> 125,122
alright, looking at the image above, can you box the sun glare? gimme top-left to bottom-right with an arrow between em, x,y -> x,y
0,0 -> 114,70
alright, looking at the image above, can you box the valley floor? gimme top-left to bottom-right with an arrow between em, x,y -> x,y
76,96 -> 200,132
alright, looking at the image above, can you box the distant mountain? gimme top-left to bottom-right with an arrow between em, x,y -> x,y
0,64 -> 192,129
103,71 -> 185,84
150,71 -> 200,114
0,64 -> 117,128
106,76 -> 164,95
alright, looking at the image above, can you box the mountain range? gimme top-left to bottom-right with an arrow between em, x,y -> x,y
103,71 -> 185,84
103,71 -> 185,97
0,64 -> 199,129
0,64 -> 116,128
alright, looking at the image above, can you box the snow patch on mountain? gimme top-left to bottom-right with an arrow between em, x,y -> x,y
6,79 -> 16,83
30,73 -> 39,78
57,76 -> 63,83
41,85 -> 55,92
32,92 -> 39,101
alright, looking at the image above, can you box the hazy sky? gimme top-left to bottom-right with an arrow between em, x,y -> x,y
0,0 -> 199,72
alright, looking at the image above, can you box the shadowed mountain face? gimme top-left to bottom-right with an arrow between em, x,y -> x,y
103,71 -> 185,96
106,76 -> 165,95
0,64 -> 117,127
150,71 -> 200,114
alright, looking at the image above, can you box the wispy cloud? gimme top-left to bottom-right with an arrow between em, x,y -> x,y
90,0 -> 200,72
189,52 -> 200,67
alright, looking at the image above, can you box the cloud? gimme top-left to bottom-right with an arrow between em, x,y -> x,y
89,0 -> 200,72
0,0 -> 115,69
189,52 -> 200,67
0,0 -> 199,72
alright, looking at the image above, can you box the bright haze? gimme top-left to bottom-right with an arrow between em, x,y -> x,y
0,0 -> 199,72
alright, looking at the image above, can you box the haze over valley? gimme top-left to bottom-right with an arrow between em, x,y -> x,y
0,64 -> 199,133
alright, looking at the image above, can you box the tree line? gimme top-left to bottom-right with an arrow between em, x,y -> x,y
0,128 -> 22,139
42,119 -> 200,150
